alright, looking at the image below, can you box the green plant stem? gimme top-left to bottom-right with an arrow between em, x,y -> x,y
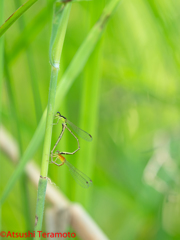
0,0 -> 4,232
34,67 -> 58,233
41,67 -> 59,177
0,0 -> 38,37
0,0 -> 4,122
34,2 -> 71,233
34,178 -> 47,231
0,0 -> 121,206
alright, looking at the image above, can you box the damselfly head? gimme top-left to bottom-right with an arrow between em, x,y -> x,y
56,111 -> 66,121
54,112 -> 67,123
54,112 -> 61,119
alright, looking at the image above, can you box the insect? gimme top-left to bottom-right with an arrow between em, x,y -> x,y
51,112 -> 93,157
51,151 -> 93,188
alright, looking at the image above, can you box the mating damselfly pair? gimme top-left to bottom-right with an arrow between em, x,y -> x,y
50,112 -> 93,188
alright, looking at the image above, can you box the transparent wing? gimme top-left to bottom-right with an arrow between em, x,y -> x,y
67,119 -> 93,142
65,160 -> 93,188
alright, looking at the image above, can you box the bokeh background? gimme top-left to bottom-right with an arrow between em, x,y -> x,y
1,0 -> 180,239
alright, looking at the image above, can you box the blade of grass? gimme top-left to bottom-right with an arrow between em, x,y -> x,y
14,0 -> 42,123
0,0 -> 83,38
0,0 -> 4,232
74,1 -> 105,206
0,0 -> 121,206
0,0 -> 39,37
0,0 -> 4,122
34,1 -> 72,232
54,0 -> 121,104
7,4 -> 52,64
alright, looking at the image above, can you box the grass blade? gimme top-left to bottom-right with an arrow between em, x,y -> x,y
74,1 -> 105,206
0,0 -> 38,37
0,0 -> 4,232
14,0 -> 42,123
7,5 -> 52,64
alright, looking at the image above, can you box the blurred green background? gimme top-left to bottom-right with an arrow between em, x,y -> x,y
1,0 -> 180,239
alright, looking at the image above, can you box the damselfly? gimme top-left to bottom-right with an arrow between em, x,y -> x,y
51,151 -> 93,188
51,112 -> 92,157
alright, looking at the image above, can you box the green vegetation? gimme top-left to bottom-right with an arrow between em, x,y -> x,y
1,0 -> 180,239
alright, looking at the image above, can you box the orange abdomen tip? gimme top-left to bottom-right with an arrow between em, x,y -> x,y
58,154 -> 66,163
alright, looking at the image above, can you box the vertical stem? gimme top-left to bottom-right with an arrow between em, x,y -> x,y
34,2 -> 72,234
41,67 -> 59,177
34,70 -> 59,230
0,0 -> 4,232
0,0 -> 4,122
34,178 -> 48,231
34,67 -> 58,234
